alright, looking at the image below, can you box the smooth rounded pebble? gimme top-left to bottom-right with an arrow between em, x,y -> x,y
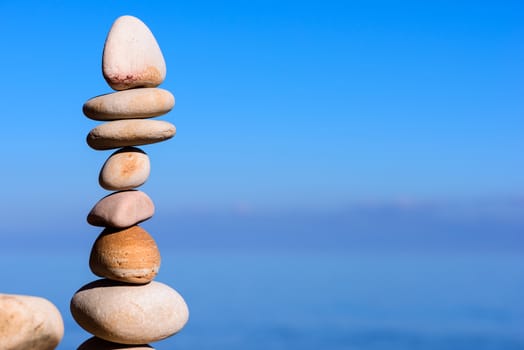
103,15 -> 166,90
78,337 -> 153,350
83,88 -> 175,121
90,225 -> 161,283
87,190 -> 155,228
0,294 -> 64,350
70,279 -> 189,344
87,119 -> 175,150
99,147 -> 150,191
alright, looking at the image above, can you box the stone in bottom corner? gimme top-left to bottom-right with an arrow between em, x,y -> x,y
78,337 -> 154,349
0,293 -> 64,350
71,279 -> 189,344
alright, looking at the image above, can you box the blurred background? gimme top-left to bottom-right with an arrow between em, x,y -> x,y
0,1 -> 523,349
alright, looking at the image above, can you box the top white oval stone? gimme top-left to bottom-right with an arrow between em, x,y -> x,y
103,15 -> 166,91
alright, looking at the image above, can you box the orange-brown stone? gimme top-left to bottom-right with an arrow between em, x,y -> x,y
89,226 -> 160,284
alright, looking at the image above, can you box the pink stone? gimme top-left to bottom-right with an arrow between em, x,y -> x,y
87,190 -> 154,228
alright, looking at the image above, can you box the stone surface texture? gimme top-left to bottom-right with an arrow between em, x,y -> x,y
87,119 -> 175,150
0,294 -> 64,350
87,190 -> 155,228
99,147 -> 150,191
77,337 -> 154,349
83,88 -> 174,121
103,15 -> 166,90
70,280 -> 189,344
89,225 -> 161,283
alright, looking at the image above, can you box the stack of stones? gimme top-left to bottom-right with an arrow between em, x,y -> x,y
70,15 -> 189,349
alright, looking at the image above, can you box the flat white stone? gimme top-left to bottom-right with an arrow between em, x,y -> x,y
0,294 -> 64,350
83,88 -> 175,121
103,15 -> 166,90
70,280 -> 189,344
99,147 -> 150,191
86,119 -> 175,150
87,190 -> 155,228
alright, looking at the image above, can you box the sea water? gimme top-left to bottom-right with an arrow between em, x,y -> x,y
1,251 -> 523,349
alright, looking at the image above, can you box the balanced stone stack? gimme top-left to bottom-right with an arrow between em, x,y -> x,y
70,15 -> 189,349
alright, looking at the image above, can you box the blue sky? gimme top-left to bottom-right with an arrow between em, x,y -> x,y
0,1 -> 523,251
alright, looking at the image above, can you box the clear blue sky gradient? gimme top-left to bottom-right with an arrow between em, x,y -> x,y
0,1 -> 523,251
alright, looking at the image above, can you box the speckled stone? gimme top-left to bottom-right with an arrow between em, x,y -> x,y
87,190 -> 155,228
83,88 -> 175,121
89,225 -> 160,284
103,15 -> 166,90
86,119 -> 175,150
0,294 -> 64,350
77,337 -> 153,350
70,280 -> 189,344
99,147 -> 150,191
